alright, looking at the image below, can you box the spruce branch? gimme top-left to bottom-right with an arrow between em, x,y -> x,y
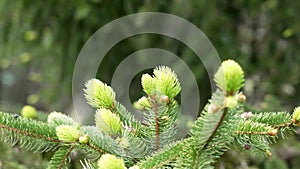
0,111 -> 61,152
79,126 -> 126,157
234,121 -> 277,136
137,139 -> 188,168
1,60 -> 299,169
248,111 -> 293,130
47,145 -> 75,169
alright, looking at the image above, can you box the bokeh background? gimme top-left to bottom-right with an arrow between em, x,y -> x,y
0,1 -> 300,169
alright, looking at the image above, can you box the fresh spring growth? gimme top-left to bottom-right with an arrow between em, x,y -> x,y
153,66 -> 181,99
97,154 -> 126,169
292,107 -> 300,123
47,111 -> 78,127
141,74 -> 156,96
214,59 -> 245,95
56,125 -> 79,142
79,135 -> 89,144
84,78 -> 116,109
95,108 -> 122,135
21,105 -> 37,119
141,66 -> 181,99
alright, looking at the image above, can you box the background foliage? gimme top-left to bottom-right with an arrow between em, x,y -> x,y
0,0 -> 300,168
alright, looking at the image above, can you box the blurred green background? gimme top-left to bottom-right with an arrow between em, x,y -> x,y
0,0 -> 300,168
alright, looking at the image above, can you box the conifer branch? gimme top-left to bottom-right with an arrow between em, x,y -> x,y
47,145 -> 75,169
0,111 -> 61,152
202,107 -> 228,150
0,123 -> 61,143
1,60 -> 299,169
59,145 -> 75,169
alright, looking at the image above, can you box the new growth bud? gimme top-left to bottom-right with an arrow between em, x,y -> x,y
84,79 -> 116,109
141,66 -> 181,99
214,59 -> 245,95
141,74 -> 156,96
154,66 -> 181,99
79,135 -> 89,144
56,125 -> 79,142
97,154 -> 126,169
95,108 -> 121,135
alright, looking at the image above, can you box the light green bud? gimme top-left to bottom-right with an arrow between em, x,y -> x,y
97,154 -> 126,169
153,66 -> 181,98
141,73 -> 156,95
95,108 -> 121,135
214,59 -> 244,95
84,79 -> 116,109
79,135 -> 89,144
56,125 -> 79,142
